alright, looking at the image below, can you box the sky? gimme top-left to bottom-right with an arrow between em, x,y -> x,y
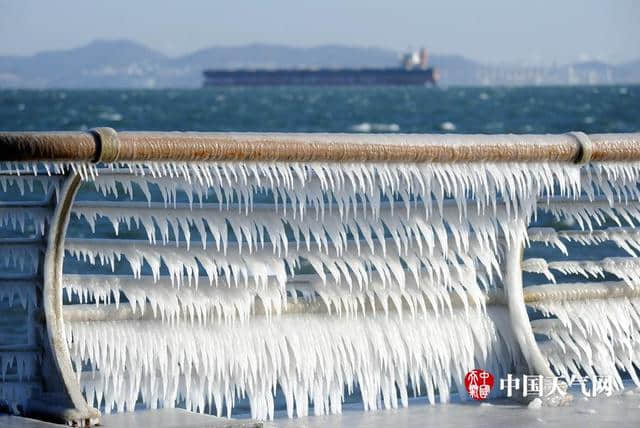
1,0 -> 638,64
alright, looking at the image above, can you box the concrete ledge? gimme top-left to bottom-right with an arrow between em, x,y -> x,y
0,415 -> 62,427
1,409 -> 262,428
100,409 -> 262,428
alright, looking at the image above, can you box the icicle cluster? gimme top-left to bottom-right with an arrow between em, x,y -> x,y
523,257 -> 640,286
59,160 -> 595,418
523,163 -> 640,391
535,297 -> 640,390
0,207 -> 49,237
0,247 -> 41,274
64,275 -> 285,324
0,383 -> 37,412
9,157 -> 640,419
0,280 -> 37,309
92,161 -> 581,215
1,352 -> 38,384
0,175 -> 61,199
0,165 -> 61,411
68,308 -> 518,419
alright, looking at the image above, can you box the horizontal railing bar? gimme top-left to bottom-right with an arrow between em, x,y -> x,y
0,236 -> 44,243
1,130 -> 640,163
72,199 -> 452,211
0,279 -> 38,287
555,228 -> 640,239
0,344 -> 41,353
70,194 -> 632,212
0,241 -> 46,253
62,290 -> 504,322
65,234 -> 483,251
63,280 -> 638,322
524,281 -> 640,304
62,301 -> 330,322
0,376 -> 42,384
60,273 -> 485,290
0,171 -> 63,178
0,273 -> 41,281
0,239 -> 46,253
529,318 -> 561,335
0,201 -> 53,208
58,274 -> 639,323
67,202 -> 623,244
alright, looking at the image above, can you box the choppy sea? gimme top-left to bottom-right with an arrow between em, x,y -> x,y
0,85 -> 638,133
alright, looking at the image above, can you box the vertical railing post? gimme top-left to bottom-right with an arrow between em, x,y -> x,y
28,173 -> 100,426
504,232 -> 554,377
503,230 -> 574,406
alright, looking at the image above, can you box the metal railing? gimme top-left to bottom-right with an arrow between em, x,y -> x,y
1,129 -> 640,425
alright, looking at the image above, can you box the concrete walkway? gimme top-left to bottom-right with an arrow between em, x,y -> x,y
266,389 -> 640,428
2,389 -> 640,428
0,409 -> 262,428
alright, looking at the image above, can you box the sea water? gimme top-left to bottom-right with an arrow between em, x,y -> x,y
0,85 -> 637,133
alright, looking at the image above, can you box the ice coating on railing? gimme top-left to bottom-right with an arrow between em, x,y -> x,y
1,352 -> 38,383
63,269 -> 487,323
0,207 -> 50,237
64,236 -> 500,315
0,383 -> 36,413
0,247 -> 40,273
67,308 -> 518,419
0,346 -> 39,411
0,175 -> 61,199
91,161 -> 582,217
72,202 -> 519,258
525,258 -> 640,287
527,227 -> 568,255
6,157 -> 640,419
63,275 -> 286,324
536,297 -> 640,389
57,161 -> 640,418
65,239 -> 293,289
540,199 -> 640,231
0,280 -> 37,309
557,228 -> 640,257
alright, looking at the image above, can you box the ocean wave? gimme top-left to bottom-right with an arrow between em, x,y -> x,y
439,121 -> 456,131
349,122 -> 400,133
98,112 -> 123,121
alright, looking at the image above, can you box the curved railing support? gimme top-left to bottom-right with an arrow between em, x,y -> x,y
504,233 -> 554,378
36,173 -> 100,426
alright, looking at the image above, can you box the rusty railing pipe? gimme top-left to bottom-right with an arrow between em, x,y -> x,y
1,129 -> 640,163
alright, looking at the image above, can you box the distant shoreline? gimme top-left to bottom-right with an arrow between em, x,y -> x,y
1,40 -> 638,89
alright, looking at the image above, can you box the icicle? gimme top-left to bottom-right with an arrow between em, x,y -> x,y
8,155 -> 637,420
67,307 -> 517,420
63,274 -> 285,324
536,297 -> 640,391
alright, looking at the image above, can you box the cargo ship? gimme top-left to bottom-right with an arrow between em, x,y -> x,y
203,48 -> 439,87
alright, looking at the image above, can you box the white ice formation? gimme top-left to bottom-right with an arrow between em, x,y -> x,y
534,297 -> 640,389
3,156 -> 640,418
68,309 -> 518,418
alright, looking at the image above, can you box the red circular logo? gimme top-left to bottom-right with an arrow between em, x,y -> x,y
464,369 -> 495,400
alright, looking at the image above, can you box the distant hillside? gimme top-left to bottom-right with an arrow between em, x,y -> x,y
0,40 -> 169,88
0,39 -> 638,88
177,43 -> 399,69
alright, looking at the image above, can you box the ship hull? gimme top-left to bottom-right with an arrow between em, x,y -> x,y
202,68 -> 438,86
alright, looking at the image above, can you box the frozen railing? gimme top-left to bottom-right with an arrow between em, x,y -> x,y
1,129 -> 640,426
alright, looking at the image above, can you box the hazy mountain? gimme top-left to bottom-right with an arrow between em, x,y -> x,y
0,40 -> 169,88
0,39 -> 638,88
177,43 -> 400,69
